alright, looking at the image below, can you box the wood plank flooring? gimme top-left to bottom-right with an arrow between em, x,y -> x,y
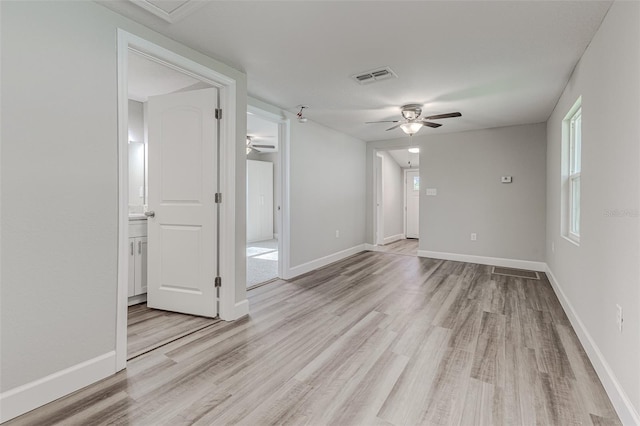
9,251 -> 619,425
128,304 -> 219,359
373,238 -> 419,256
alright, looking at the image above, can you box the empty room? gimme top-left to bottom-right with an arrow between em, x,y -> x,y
1,1 -> 639,425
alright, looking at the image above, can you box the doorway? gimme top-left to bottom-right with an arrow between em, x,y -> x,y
245,106 -> 289,288
372,148 -> 420,257
126,50 -> 220,360
116,30 -> 238,370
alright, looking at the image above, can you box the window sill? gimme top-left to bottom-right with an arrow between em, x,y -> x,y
562,235 -> 580,247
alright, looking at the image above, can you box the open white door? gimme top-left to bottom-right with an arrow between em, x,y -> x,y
405,169 -> 419,239
146,88 -> 219,317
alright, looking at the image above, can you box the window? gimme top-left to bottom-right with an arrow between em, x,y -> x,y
413,176 -> 420,191
566,103 -> 581,242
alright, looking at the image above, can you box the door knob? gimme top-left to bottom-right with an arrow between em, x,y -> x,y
144,211 -> 155,218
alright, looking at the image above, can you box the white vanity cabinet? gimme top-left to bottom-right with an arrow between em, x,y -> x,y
128,219 -> 148,305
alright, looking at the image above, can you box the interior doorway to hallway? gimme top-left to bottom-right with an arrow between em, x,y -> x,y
246,106 -> 289,288
372,148 -> 420,257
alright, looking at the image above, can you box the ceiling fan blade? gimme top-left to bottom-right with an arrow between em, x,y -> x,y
421,121 -> 442,128
423,112 -> 462,120
251,144 -> 276,149
365,120 -> 400,124
386,124 -> 402,131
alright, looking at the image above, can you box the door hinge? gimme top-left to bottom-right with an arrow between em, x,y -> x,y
215,276 -> 222,287
215,108 -> 222,120
214,193 -> 222,203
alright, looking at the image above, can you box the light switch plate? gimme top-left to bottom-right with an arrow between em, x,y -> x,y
501,176 -> 513,183
426,188 -> 437,196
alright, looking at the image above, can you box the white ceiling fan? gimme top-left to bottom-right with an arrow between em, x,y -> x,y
366,104 -> 462,136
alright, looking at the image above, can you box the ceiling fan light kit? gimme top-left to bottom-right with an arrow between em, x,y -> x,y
366,104 -> 462,136
400,122 -> 423,135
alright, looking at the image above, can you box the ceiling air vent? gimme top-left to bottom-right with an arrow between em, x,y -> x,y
352,67 -> 397,85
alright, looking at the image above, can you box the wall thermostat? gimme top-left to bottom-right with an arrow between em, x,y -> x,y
501,176 -> 513,183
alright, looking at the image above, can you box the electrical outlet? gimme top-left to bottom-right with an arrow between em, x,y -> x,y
335,230 -> 340,238
616,304 -> 623,332
470,233 -> 477,241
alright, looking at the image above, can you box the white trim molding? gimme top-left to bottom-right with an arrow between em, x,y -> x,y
232,299 -> 250,320
417,250 -> 546,272
545,266 -> 640,425
129,0 -> 209,23
0,352 -> 116,423
383,234 -> 405,245
284,245 -> 366,279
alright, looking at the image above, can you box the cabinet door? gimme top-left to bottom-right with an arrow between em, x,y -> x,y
128,239 -> 135,297
136,237 -> 148,295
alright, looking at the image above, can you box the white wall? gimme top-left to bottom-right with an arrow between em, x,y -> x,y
289,115 -> 367,267
545,1 -> 640,421
128,100 -> 145,207
380,152 -> 404,239
420,124 -> 546,262
0,0 -> 247,399
127,99 -> 144,143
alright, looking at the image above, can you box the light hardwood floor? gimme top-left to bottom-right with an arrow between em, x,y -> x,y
9,251 -> 619,425
127,303 -> 220,359
374,238 -> 419,256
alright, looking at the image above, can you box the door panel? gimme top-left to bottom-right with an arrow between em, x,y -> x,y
160,108 -> 203,202
406,169 -> 419,239
147,88 -> 218,317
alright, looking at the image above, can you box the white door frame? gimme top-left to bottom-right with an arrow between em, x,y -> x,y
116,29 -> 237,371
404,168 -> 419,238
373,151 -> 384,246
247,105 -> 291,280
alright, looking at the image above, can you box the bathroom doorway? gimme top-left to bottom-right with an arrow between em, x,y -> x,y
116,30 -> 238,370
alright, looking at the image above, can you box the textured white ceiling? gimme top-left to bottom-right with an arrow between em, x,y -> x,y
102,1 -> 612,141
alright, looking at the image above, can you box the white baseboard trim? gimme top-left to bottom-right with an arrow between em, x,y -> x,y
231,299 -> 250,320
286,244 -> 366,279
417,250 -> 546,272
383,234 -> 405,245
364,243 -> 377,251
0,351 -> 116,423
127,293 -> 147,306
545,266 -> 640,425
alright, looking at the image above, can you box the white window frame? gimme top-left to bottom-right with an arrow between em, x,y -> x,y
565,100 -> 581,244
